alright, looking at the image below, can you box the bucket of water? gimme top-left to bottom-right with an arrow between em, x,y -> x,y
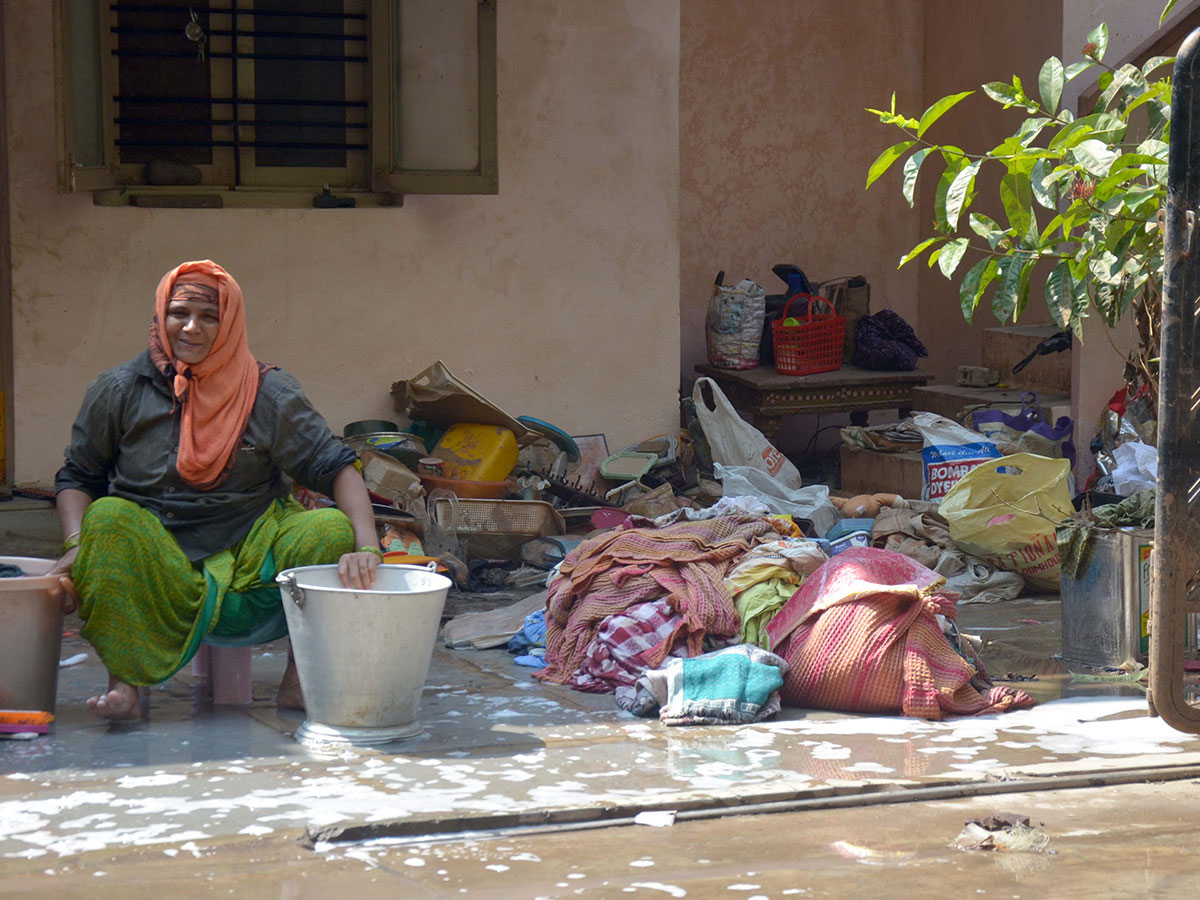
276,563 -> 452,747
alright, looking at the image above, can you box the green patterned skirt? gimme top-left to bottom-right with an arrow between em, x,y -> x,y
72,496 -> 353,686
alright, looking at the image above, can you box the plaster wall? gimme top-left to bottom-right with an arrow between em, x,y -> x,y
4,0 -> 682,486
916,1 -> 1063,387
679,0 -> 926,388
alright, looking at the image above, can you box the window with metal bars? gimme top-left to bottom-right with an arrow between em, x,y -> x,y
54,0 -> 498,205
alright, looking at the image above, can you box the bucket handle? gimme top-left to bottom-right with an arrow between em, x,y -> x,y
279,571 -> 306,608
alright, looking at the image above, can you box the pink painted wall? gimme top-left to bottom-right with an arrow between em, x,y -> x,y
915,1 -> 1063,386
3,1 -> 682,485
680,0 -> 926,389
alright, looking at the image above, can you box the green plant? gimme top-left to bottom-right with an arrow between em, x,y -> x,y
866,22 -> 1171,402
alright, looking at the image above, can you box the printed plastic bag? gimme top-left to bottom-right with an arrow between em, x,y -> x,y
969,393 -> 1075,467
713,463 -> 840,536
938,453 -> 1073,591
705,279 -> 766,369
912,412 -> 1002,502
693,377 -> 803,489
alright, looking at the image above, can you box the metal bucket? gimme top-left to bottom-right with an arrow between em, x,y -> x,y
0,556 -> 64,714
276,563 -> 451,747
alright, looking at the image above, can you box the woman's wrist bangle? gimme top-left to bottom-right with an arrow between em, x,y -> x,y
62,531 -> 82,553
357,545 -> 384,558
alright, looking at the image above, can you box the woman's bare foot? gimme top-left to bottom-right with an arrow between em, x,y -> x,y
85,679 -> 144,721
276,649 -> 305,711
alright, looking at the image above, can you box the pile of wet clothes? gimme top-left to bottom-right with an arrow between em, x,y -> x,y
530,503 -> 1035,724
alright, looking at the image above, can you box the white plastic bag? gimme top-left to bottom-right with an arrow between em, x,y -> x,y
694,377 -> 803,489
713,463 -> 841,536
1111,441 -> 1157,496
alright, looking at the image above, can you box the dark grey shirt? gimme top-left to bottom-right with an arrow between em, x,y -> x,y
55,350 -> 356,562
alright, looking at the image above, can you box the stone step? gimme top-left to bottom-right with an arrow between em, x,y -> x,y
911,383 -> 1071,425
981,324 -> 1071,394
0,498 -> 61,558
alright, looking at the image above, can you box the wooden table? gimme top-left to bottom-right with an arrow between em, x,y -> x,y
694,364 -> 933,439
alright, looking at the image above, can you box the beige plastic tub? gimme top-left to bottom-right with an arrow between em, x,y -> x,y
0,556 -> 64,713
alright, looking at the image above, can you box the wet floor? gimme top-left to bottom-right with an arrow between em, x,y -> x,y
8,779 -> 1200,898
4,593 -> 1200,894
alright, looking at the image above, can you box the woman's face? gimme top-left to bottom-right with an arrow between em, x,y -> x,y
165,297 -> 220,364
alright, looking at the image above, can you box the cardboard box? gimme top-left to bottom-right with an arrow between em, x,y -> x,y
838,446 -> 924,501
361,450 -> 422,505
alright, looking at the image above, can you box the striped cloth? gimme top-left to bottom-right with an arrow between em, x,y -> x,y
535,516 -> 774,686
765,547 -> 1034,719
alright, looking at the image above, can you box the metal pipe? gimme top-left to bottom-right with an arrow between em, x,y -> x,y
305,762 -> 1200,848
1152,25 -> 1200,734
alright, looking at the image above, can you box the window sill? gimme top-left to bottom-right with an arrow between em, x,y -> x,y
90,187 -> 404,209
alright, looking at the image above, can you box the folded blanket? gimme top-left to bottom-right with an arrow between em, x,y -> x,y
626,644 -> 789,726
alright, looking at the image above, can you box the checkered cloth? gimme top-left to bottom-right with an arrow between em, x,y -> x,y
571,599 -> 687,694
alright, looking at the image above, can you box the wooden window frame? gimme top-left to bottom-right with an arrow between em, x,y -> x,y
53,0 -> 498,207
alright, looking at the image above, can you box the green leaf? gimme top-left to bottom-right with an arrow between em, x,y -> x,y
928,246 -> 943,269
982,81 -> 1021,107
1000,171 -> 1034,238
1064,60 -> 1094,82
1072,139 -> 1118,177
1039,57 -> 1064,115
1030,159 -> 1059,210
959,257 -> 993,322
1099,64 -> 1147,111
917,91 -> 974,138
933,155 -> 966,232
945,160 -> 981,230
1045,261 -> 1073,330
1142,55 -> 1174,78
969,212 -> 1006,248
901,148 -> 932,207
1161,0 -> 1178,27
1069,274 -> 1090,337
1016,117 -> 1053,146
1087,22 -> 1109,63
1014,257 -> 1036,320
898,236 -> 944,268
991,255 -> 1025,322
938,237 -> 970,278
1048,112 -> 1125,151
867,140 -> 916,189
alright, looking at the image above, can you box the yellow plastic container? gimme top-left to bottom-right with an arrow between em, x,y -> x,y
431,423 -> 518,481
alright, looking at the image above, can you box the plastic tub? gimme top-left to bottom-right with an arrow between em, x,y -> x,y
0,557 -> 64,714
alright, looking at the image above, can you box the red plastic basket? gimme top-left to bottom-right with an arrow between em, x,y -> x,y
771,294 -> 845,376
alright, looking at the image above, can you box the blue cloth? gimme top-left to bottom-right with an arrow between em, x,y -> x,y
507,609 -> 546,654
514,654 -> 547,669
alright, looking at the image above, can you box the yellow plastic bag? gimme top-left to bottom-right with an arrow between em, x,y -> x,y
937,453 -> 1073,591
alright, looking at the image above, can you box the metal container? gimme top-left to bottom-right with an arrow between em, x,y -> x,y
1060,529 -> 1194,668
0,556 -> 64,713
276,563 -> 451,747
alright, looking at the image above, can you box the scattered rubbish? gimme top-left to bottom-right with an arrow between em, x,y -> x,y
953,813 -> 1051,853
58,652 -> 88,668
634,810 -> 677,827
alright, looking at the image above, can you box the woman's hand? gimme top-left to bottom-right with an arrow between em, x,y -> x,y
47,549 -> 79,614
337,550 -> 380,590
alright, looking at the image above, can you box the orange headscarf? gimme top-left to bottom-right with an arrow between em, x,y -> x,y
149,260 -> 261,491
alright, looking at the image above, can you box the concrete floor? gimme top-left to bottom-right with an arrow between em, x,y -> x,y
4,594 -> 1200,896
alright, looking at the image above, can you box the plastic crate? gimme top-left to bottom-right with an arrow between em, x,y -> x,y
772,294 -> 845,376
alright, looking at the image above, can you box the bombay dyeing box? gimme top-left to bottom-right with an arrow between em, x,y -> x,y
1060,528 -> 1194,668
